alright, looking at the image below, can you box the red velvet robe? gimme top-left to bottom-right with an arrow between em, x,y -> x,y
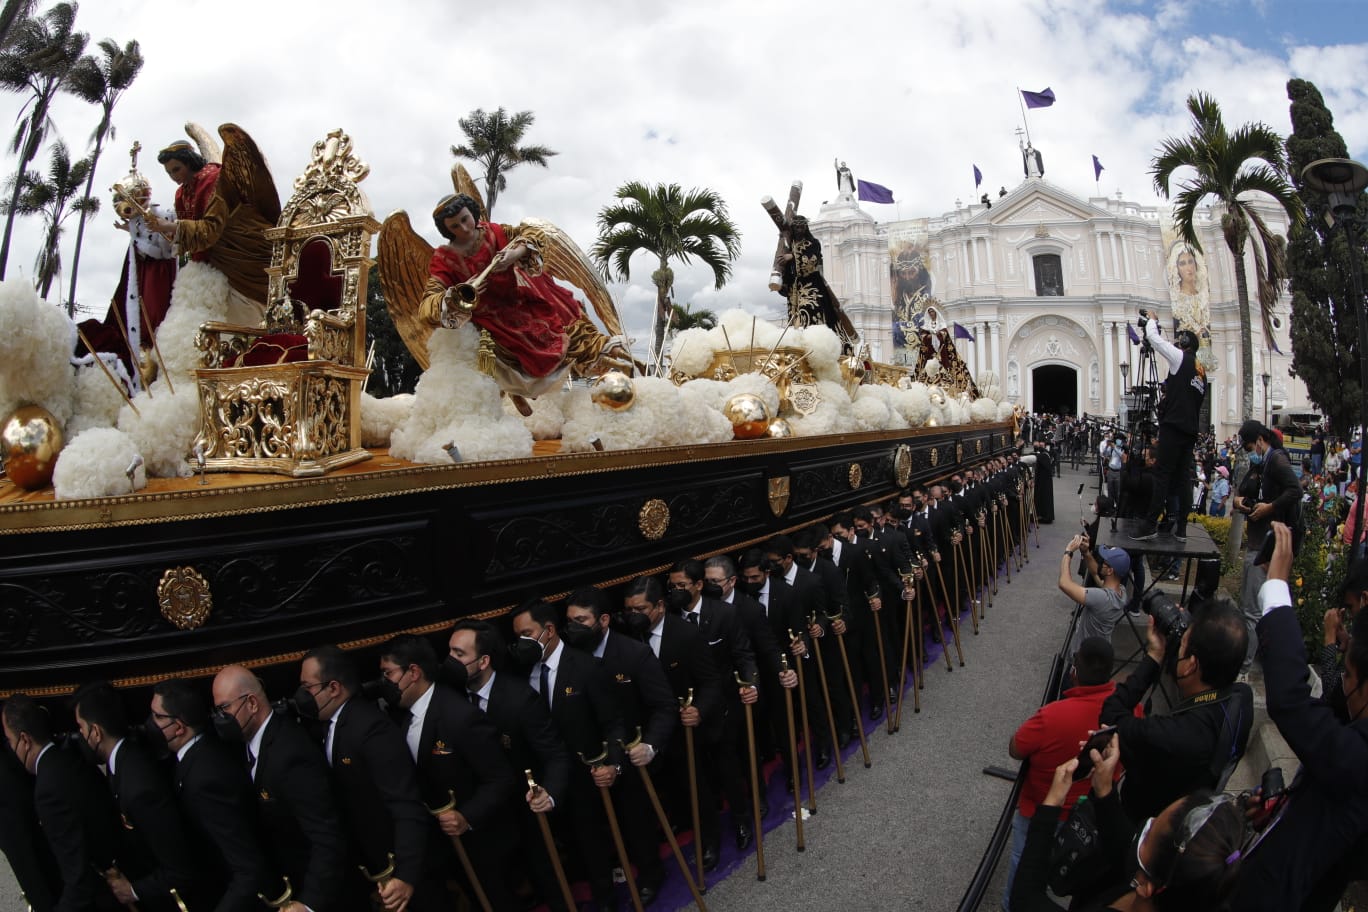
174,163 -> 221,264
427,223 -> 585,378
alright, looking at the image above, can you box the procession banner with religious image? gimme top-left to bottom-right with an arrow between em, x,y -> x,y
1160,226 -> 1217,374
888,222 -> 933,365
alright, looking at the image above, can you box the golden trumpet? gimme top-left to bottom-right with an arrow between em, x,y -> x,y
448,251 -> 508,312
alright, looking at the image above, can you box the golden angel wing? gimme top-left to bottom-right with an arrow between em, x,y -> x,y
521,217 -> 624,339
377,210 -> 435,371
450,164 -> 486,221
216,123 -> 282,225
184,121 -> 223,164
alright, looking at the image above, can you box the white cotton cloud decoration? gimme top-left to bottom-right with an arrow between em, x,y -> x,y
360,392 -> 415,447
66,363 -> 129,438
971,397 -> 999,423
716,308 -> 782,351
508,388 -> 568,441
669,327 -> 716,377
154,261 -> 234,381
853,385 -> 906,431
390,325 -> 533,463
893,382 -> 933,428
52,427 -> 146,499
0,279 -> 76,428
997,401 -> 1016,421
561,376 -> 733,452
785,381 -> 856,436
797,325 -> 844,383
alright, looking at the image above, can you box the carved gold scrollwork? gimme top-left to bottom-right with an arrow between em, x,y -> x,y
849,463 -> 863,489
893,445 -> 912,488
976,439 -> 984,455
957,441 -> 964,464
158,567 -> 212,630
768,476 -> 791,516
638,499 -> 670,540
930,446 -> 940,467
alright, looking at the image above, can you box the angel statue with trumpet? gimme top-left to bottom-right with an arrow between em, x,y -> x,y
378,167 -> 636,409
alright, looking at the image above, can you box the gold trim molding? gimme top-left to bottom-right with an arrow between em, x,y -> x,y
157,566 -> 213,630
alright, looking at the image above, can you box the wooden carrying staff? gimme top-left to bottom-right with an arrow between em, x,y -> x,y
524,771 -> 576,912
732,674 -> 766,882
868,597 -> 895,736
618,730 -> 710,909
893,577 -> 920,730
931,550 -> 966,667
805,615 -> 846,785
826,610 -> 871,768
787,630 -> 819,818
778,654 -> 805,851
679,689 -> 706,891
920,559 -> 953,673
954,529 -> 980,635
427,789 -> 492,912
577,746 -> 644,912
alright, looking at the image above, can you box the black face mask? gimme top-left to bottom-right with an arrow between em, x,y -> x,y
507,635 -> 545,670
562,621 -> 601,652
817,546 -> 834,560
665,588 -> 694,614
440,656 -> 471,690
290,685 -> 322,722
373,677 -> 404,709
700,580 -> 724,600
617,611 -> 652,639
211,706 -> 246,743
739,579 -> 763,597
72,731 -> 101,767
142,715 -> 173,760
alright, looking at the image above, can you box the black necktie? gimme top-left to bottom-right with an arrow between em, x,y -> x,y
685,612 -> 698,625
539,663 -> 551,710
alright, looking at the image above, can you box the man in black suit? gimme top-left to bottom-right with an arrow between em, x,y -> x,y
510,600 -> 626,911
621,576 -> 725,868
297,646 -> 436,912
378,635 -> 522,911
566,586 -> 675,894
0,739 -> 59,911
211,664 -> 346,912
827,514 -> 895,718
4,693 -> 118,912
778,531 -> 856,743
148,678 -> 277,912
668,559 -> 761,848
449,619 -> 575,912
72,681 -> 198,911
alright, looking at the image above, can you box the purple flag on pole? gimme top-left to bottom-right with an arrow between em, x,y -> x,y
1021,87 -> 1056,109
973,165 -> 983,188
1127,324 -> 1141,344
1092,155 -> 1104,180
857,179 -> 895,204
954,322 -> 975,342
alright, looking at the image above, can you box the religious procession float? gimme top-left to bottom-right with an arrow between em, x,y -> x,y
0,126 -> 1019,698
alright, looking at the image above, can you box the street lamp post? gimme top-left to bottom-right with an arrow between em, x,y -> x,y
1303,157 -> 1368,558
1261,371 -> 1271,426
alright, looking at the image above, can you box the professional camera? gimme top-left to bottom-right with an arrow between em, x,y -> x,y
1141,588 -> 1191,669
1137,308 -> 1151,330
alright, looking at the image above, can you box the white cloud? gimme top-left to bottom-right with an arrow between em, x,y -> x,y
0,0 -> 1363,350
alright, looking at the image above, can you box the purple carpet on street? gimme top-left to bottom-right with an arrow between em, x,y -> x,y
858,179 -> 895,203
1022,87 -> 1056,108
954,322 -> 975,341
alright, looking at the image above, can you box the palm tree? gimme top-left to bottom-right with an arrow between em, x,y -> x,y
591,182 -> 741,369
0,0 -> 37,48
450,108 -> 557,217
670,304 -> 717,333
0,1 -> 86,279
1151,91 -> 1305,564
5,141 -> 98,299
62,37 -> 143,313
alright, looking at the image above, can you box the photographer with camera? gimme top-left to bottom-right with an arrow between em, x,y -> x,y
1231,525 -> 1368,911
1011,733 -> 1249,911
1058,534 -> 1129,654
1099,592 -> 1253,824
1130,310 -> 1205,543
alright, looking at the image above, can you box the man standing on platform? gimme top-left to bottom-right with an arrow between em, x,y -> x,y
1130,310 -> 1205,542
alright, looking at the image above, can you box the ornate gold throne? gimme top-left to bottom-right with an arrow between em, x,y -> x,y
192,130 -> 377,477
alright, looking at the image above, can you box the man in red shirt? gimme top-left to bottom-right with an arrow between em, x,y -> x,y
1002,637 -> 1118,910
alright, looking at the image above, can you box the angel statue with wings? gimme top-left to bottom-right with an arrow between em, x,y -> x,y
378,168 -> 635,407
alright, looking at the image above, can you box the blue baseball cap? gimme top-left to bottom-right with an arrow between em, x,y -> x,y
1096,544 -> 1131,578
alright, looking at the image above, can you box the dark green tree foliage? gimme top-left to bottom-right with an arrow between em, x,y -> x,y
4,140 -> 97,298
1285,78 -> 1367,436
450,108 -> 557,218
365,269 -> 421,398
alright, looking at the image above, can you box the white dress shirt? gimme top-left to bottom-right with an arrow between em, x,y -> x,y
531,641 -> 563,708
406,684 -> 434,761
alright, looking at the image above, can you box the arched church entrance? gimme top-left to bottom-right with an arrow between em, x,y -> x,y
1032,364 -> 1078,416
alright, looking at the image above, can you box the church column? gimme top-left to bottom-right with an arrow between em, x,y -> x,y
989,322 -> 1001,382
973,323 -> 984,377
1103,321 -> 1114,416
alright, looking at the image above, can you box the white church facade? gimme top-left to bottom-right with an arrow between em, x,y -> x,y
809,164 -> 1311,440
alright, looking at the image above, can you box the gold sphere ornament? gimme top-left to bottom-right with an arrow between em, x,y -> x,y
1,405 -> 64,490
590,371 -> 636,411
723,393 -> 770,440
767,417 -> 794,438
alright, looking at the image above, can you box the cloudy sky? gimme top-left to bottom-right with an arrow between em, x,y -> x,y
3,0 -> 1365,353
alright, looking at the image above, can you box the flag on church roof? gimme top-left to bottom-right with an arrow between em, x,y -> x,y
1092,155 -> 1104,180
954,322 -> 975,342
1021,87 -> 1056,109
857,179 -> 895,204
1127,324 -> 1141,344
973,164 -> 983,188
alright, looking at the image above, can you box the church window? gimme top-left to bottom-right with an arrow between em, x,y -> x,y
1033,254 -> 1064,296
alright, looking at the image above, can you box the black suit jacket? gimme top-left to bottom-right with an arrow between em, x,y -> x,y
33,742 -> 119,912
830,537 -> 879,633
481,671 -> 572,806
176,735 -> 276,912
327,698 -> 431,886
696,596 -> 758,684
654,614 -> 726,741
0,746 -> 59,911
596,630 -> 678,755
538,642 -> 626,768
757,577 -> 807,653
803,556 -> 849,619
728,591 -> 785,689
108,738 -> 198,909
251,711 -> 346,911
413,683 -> 520,834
